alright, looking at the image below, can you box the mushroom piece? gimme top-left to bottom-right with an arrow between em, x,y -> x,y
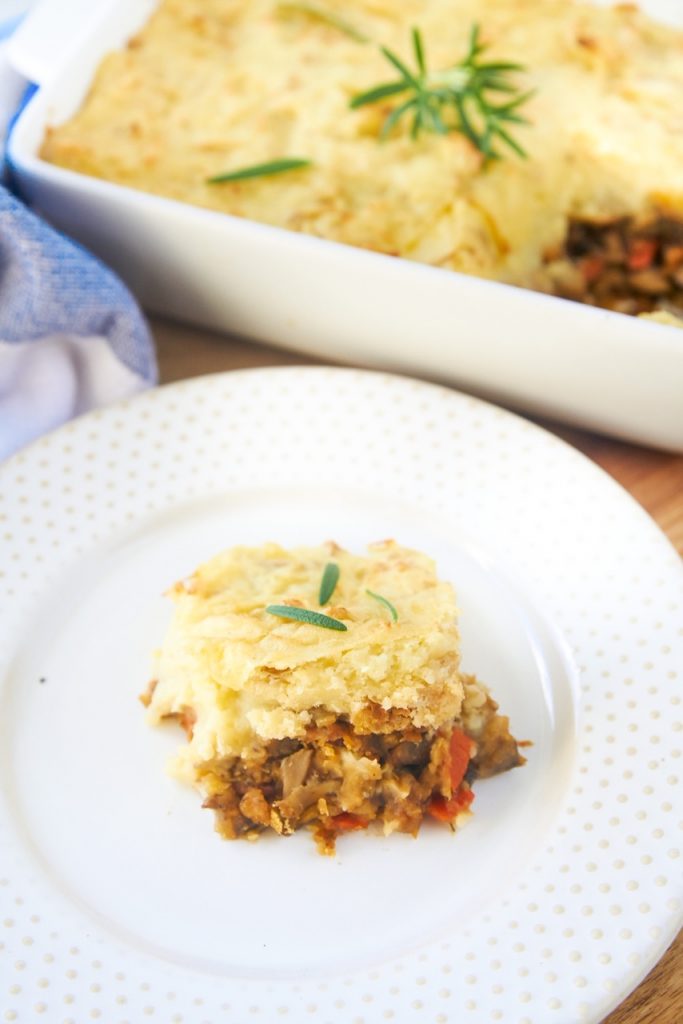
280,747 -> 313,797
276,779 -> 339,823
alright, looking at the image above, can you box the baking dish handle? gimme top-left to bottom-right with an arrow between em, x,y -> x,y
6,0 -> 116,85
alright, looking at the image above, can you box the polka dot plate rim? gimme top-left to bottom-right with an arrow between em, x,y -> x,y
0,366 -> 681,1024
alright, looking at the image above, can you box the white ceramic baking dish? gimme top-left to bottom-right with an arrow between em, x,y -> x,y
6,0 -> 683,450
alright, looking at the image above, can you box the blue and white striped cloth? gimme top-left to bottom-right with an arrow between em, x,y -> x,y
0,7 -> 156,460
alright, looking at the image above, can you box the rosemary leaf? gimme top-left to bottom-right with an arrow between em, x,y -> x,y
350,23 -> 531,160
366,589 -> 398,622
266,604 -> 347,631
469,24 -> 484,57
207,158 -> 312,184
412,26 -> 427,76
477,60 -> 526,73
318,562 -> 340,605
380,44 -> 420,89
493,124 -> 528,158
350,80 -> 409,109
277,2 -> 369,43
497,89 -> 536,113
380,97 -> 417,141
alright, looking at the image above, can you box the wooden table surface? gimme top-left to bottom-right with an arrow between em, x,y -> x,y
152,315 -> 682,1024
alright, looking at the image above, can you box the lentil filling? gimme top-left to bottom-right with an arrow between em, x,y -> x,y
191,696 -> 525,855
544,214 -> 683,317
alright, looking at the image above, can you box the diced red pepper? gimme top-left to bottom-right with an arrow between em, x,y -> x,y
448,727 -> 475,792
328,812 -> 369,832
428,786 -> 475,823
627,238 -> 657,271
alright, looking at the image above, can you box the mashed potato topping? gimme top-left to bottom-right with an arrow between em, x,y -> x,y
42,0 -> 683,307
148,541 -> 463,778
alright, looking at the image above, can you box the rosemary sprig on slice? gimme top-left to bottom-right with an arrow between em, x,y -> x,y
318,562 -> 340,605
266,604 -> 347,631
366,589 -> 398,622
277,2 -> 369,43
350,24 -> 532,159
207,157 -> 312,184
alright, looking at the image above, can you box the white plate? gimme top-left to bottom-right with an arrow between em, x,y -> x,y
0,367 -> 681,1024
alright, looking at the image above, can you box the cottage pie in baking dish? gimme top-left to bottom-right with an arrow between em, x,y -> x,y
42,0 -> 683,320
141,541 -> 525,854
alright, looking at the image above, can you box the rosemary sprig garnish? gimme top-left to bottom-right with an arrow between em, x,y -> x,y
350,24 -> 532,160
277,2 -> 369,43
318,562 -> 340,605
366,590 -> 398,622
207,157 -> 312,184
266,604 -> 347,631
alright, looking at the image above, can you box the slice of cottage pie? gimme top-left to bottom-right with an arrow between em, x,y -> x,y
142,540 -> 525,854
